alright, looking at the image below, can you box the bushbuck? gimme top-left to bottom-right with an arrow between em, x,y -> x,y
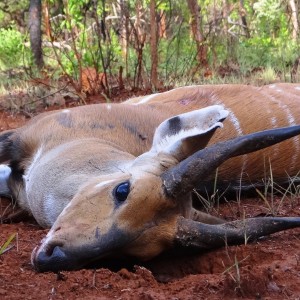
0,83 -> 299,272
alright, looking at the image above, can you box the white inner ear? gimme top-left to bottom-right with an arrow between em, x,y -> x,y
151,105 -> 229,154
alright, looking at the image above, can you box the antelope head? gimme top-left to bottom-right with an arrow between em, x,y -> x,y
31,105 -> 300,272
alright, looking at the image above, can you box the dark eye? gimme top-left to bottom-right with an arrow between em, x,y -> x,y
114,181 -> 130,202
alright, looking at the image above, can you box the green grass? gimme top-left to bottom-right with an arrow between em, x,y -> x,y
255,161 -> 300,216
0,233 -> 16,255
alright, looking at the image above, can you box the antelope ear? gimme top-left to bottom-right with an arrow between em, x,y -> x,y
150,105 -> 229,161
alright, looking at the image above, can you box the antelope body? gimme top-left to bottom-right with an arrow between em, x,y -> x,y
0,83 -> 299,272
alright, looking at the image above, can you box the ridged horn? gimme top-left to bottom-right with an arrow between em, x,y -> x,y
174,216 -> 300,250
162,125 -> 300,198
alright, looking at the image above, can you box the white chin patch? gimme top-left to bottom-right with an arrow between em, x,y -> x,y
0,164 -> 12,196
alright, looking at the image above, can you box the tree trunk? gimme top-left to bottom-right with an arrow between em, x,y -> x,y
186,0 -> 208,70
119,0 -> 130,77
222,0 -> 229,36
150,0 -> 159,89
239,0 -> 250,38
42,2 -> 51,39
289,0 -> 299,40
29,0 -> 44,69
133,0 -> 147,89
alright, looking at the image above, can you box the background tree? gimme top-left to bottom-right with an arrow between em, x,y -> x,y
150,0 -> 159,89
0,0 -> 299,89
289,0 -> 299,40
29,0 -> 43,69
187,0 -> 208,73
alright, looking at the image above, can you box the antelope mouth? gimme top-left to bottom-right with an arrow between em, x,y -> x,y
31,225 -> 145,272
31,244 -> 112,272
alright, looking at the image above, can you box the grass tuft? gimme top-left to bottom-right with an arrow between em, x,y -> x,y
0,233 -> 16,255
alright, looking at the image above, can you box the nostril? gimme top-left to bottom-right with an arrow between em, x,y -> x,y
44,241 -> 63,257
48,245 -> 66,259
32,242 -> 67,272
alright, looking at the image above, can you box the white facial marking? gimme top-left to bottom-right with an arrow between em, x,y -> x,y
62,109 -> 70,113
0,164 -> 12,195
95,179 -> 115,189
0,164 -> 11,180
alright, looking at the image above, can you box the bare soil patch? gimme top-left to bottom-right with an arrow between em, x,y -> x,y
0,99 -> 299,299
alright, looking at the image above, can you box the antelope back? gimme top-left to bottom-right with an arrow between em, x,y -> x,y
127,83 -> 300,187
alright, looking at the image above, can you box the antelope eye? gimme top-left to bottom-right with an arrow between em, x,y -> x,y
114,181 -> 130,202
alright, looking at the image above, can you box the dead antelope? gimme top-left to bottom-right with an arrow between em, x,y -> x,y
0,83 -> 299,272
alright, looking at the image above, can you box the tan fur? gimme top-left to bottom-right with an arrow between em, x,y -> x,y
1,83 -> 299,271
13,83 -> 300,188
4,83 -> 300,223
127,83 -> 300,183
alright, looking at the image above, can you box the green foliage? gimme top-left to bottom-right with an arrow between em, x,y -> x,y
0,0 -> 299,89
158,35 -> 198,84
0,0 -> 28,28
236,37 -> 299,74
253,0 -> 288,38
0,27 -> 29,70
253,0 -> 281,21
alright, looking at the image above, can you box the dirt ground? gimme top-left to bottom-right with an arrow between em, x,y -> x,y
0,104 -> 299,299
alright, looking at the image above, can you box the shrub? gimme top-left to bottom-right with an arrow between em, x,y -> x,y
0,27 -> 28,70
